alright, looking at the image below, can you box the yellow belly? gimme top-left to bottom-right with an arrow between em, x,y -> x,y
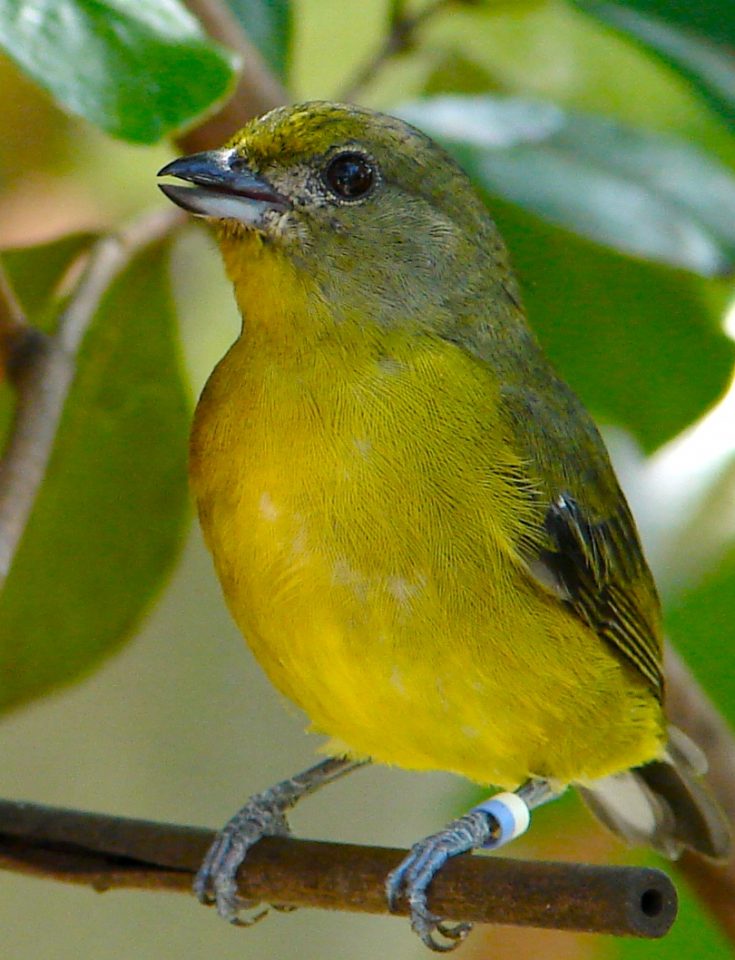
191,332 -> 663,789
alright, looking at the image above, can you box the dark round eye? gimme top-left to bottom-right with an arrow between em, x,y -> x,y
324,152 -> 376,200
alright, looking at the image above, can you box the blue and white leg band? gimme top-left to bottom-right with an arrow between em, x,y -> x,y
472,792 -> 531,850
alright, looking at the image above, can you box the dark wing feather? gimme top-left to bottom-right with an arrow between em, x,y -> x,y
538,493 -> 664,700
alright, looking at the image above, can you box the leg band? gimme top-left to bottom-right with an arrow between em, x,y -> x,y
472,791 -> 531,849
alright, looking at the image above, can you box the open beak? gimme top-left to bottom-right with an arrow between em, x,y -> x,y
157,149 -> 289,227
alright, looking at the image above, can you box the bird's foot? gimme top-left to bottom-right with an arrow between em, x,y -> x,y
386,788 -> 540,951
194,790 -> 291,925
194,757 -> 365,925
386,810 -> 494,951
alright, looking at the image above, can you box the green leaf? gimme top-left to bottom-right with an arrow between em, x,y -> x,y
0,0 -> 237,143
0,241 -> 190,712
487,195 -> 733,451
225,0 -> 291,81
423,48 -> 500,97
576,0 -> 735,49
576,1 -> 735,126
398,95 -> 735,276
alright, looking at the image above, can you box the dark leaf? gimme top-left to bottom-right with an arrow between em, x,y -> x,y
577,0 -> 735,49
489,195 -> 733,451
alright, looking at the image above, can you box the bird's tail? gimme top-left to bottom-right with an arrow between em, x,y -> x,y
578,725 -> 731,861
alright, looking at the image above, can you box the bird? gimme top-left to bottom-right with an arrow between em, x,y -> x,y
158,100 -> 730,951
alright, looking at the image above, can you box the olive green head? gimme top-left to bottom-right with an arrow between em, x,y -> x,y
158,101 -> 517,326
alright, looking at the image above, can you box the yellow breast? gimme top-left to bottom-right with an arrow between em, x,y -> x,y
190,253 -> 662,789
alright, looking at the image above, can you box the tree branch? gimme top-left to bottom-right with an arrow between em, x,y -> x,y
0,798 -> 676,938
664,645 -> 735,941
0,207 -> 184,586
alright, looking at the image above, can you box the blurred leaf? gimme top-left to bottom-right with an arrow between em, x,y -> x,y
576,1 -> 735,126
576,0 -> 735,49
1,233 -> 96,329
225,0 -> 291,80
0,0 -> 237,143
398,95 -> 735,276
487,195 -> 733,451
0,241 -> 190,712
423,49 -> 500,96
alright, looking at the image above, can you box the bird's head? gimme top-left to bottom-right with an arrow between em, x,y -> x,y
158,101 -> 517,330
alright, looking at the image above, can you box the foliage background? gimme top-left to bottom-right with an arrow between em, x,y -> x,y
0,0 -> 733,958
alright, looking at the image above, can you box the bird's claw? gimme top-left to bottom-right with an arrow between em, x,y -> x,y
194,794 -> 292,923
386,811 -> 494,952
409,898 -> 473,952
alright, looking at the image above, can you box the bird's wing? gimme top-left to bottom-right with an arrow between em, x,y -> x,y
497,376 -> 665,702
531,491 -> 664,700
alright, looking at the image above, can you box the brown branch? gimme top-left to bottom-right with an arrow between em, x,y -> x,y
664,645 -> 735,941
0,207 -> 184,586
0,798 -> 676,938
178,0 -> 288,153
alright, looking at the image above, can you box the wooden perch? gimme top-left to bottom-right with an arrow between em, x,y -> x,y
0,798 -> 676,938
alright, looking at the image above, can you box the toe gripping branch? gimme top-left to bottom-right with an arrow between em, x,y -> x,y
386,787 -> 542,950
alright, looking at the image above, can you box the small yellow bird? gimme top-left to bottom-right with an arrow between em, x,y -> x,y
159,101 -> 730,950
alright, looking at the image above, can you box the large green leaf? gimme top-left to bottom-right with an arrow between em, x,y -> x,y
226,0 -> 291,81
0,241 -> 190,712
488,195 -> 733,451
576,1 -> 735,126
576,0 -> 735,49
0,0 -> 237,143
398,95 -> 735,277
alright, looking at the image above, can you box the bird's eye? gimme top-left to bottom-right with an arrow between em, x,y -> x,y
324,152 -> 376,200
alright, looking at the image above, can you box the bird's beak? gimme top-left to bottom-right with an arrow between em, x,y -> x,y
157,149 -> 289,227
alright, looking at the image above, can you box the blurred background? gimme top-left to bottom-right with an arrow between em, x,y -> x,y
0,0 -> 734,957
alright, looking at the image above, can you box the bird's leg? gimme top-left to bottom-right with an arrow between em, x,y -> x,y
195,755 -> 368,923
386,777 -> 564,952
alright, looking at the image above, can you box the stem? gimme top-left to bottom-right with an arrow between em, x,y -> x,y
339,0 -> 454,103
0,798 -> 676,938
0,207 -> 184,586
665,645 -> 735,941
0,260 -> 29,377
